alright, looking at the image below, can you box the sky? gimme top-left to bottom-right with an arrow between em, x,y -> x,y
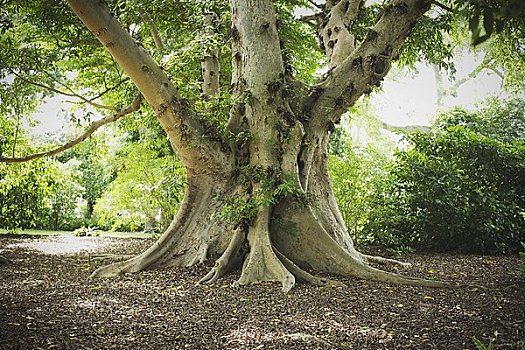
371,50 -> 507,127
30,98 -> 68,138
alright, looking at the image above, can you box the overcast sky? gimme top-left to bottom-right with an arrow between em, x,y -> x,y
372,49 -> 507,127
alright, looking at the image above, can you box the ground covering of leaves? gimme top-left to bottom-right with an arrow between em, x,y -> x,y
0,234 -> 524,350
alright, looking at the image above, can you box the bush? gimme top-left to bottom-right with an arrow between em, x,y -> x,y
363,100 -> 525,254
0,160 -> 60,230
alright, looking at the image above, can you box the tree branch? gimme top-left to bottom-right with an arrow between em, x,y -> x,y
86,77 -> 131,102
307,0 -> 432,127
12,72 -> 116,111
307,0 -> 324,10
379,120 -> 431,133
487,66 -> 504,80
66,0 -> 231,173
430,0 -> 454,13
433,53 -> 504,107
139,10 -> 164,52
298,13 -> 320,26
0,93 -> 142,163
318,0 -> 363,68
201,11 -> 220,97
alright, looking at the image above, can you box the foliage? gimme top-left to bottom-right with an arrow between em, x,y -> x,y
0,160 -> 60,230
215,168 -> 302,226
0,100 -> 85,230
0,148 -> 88,232
486,28 -> 525,92
58,135 -> 114,222
434,98 -> 525,142
472,336 -> 495,350
398,13 -> 456,73
449,0 -> 525,46
40,161 -> 85,231
364,99 -> 525,254
94,136 -> 185,232
329,143 -> 390,242
328,99 -> 398,244
443,0 -> 525,92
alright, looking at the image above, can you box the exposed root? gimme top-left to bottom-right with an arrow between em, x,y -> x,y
90,257 -> 141,278
274,248 -> 346,288
198,228 -> 245,284
236,208 -> 296,293
273,198 -> 452,289
354,263 -> 452,288
361,253 -> 412,268
186,243 -> 210,266
89,254 -> 135,263
90,176 -> 231,278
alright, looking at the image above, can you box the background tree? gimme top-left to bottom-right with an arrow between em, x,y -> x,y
57,135 -> 114,223
42,163 -> 84,231
0,159 -> 59,230
328,98 -> 397,242
94,120 -> 185,232
1,0 -> 522,290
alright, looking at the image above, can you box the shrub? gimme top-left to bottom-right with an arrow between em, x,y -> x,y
0,160 -> 60,230
363,100 -> 525,254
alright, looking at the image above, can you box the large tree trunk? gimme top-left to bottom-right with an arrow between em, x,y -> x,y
68,0 -> 448,291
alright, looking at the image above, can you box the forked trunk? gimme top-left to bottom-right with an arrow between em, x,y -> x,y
68,0 -> 449,290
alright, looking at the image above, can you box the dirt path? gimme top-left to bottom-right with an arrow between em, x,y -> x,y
0,234 -> 523,349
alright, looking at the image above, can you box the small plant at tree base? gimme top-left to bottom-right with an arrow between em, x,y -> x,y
73,227 -> 99,237
472,336 -> 495,350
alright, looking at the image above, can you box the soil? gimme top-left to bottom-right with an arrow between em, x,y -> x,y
0,234 -> 523,350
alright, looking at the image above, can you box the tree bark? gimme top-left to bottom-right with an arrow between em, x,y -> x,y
201,11 -> 220,97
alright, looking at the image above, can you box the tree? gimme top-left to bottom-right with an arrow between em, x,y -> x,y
58,135 -> 114,223
0,159 -> 59,230
0,107 -> 66,230
1,0 -> 521,291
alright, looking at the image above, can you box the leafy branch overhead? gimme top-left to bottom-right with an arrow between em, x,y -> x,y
460,0 -> 525,45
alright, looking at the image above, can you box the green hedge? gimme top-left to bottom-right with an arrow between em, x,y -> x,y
363,100 -> 525,254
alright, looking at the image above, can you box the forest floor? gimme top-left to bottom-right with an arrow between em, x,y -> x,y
0,234 -> 523,350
